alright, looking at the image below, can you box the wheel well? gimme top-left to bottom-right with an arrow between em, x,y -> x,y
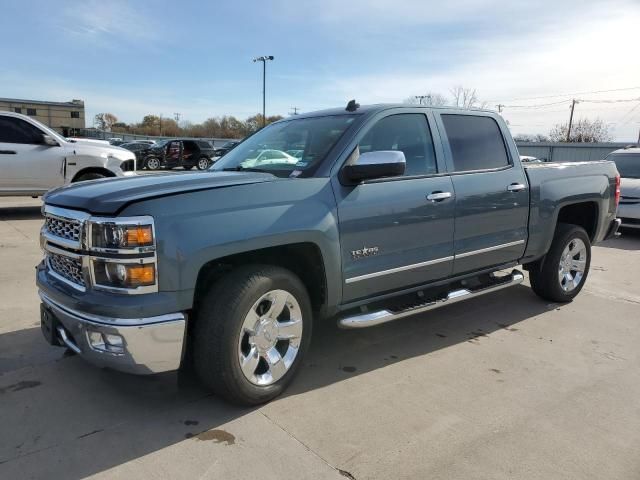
71,167 -> 115,182
556,202 -> 598,240
193,243 -> 327,313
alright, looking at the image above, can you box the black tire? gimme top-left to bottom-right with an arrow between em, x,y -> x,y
74,172 -> 107,182
196,156 -> 211,170
529,223 -> 591,303
193,265 -> 313,405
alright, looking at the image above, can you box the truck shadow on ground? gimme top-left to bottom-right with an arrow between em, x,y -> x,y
0,206 -> 42,221
0,284 -> 554,478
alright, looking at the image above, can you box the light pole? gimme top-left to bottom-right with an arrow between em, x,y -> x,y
253,55 -> 274,128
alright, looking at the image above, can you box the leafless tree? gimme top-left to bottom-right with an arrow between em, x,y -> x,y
513,133 -> 550,143
549,118 -> 612,143
449,85 -> 485,109
94,112 -> 118,131
404,93 -> 448,107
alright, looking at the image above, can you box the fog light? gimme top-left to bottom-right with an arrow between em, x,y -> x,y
86,330 -> 124,355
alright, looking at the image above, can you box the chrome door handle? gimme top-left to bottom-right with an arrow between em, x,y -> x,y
507,183 -> 526,192
427,191 -> 453,202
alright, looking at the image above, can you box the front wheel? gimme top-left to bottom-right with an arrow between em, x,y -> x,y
196,156 -> 211,170
193,265 -> 312,405
145,157 -> 161,170
529,223 -> 591,303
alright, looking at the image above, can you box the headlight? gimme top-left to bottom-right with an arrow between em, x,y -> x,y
93,260 -> 156,289
87,216 -> 157,294
89,219 -> 154,251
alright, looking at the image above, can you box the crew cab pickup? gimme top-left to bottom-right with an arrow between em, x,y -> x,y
0,112 -> 137,196
36,104 -> 621,405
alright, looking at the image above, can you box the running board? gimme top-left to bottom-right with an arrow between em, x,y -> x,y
338,269 -> 524,329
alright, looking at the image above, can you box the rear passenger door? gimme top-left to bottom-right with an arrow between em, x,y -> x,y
436,112 -> 529,275
334,111 -> 455,303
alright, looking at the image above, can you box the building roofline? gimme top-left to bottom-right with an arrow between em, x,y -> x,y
0,97 -> 84,107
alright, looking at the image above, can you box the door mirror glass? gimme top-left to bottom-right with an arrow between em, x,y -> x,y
343,150 -> 406,183
42,134 -> 59,146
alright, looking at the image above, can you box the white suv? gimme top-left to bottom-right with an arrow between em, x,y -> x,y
0,111 -> 137,196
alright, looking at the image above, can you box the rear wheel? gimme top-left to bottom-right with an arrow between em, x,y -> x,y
529,223 -> 591,302
193,265 -> 312,405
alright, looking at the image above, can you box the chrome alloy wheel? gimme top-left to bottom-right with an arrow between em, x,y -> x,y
238,289 -> 303,386
558,237 -> 587,292
146,157 -> 160,170
197,157 -> 210,170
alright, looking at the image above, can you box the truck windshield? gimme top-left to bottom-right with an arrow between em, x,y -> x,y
212,115 -> 356,177
607,153 -> 640,179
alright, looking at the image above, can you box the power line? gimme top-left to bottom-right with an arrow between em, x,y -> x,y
489,86 -> 640,103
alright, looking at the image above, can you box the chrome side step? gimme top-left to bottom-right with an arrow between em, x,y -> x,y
338,269 -> 524,329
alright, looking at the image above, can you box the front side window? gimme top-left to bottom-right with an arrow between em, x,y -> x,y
0,117 -> 44,144
358,114 -> 437,176
441,115 -> 510,172
212,115 -> 356,177
607,153 -> 640,179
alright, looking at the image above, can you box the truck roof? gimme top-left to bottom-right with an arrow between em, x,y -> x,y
289,103 -> 497,120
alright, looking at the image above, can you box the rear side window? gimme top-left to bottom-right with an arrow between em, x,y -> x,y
441,115 -> 510,172
0,116 -> 43,144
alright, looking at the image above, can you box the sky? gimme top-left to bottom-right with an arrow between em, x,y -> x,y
1,0 -> 639,140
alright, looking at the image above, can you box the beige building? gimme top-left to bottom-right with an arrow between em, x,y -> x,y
0,97 -> 85,136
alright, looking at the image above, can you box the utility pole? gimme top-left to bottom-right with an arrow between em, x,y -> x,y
496,104 -> 505,113
567,99 -> 578,142
414,95 -> 429,105
637,127 -> 640,145
159,114 -> 163,136
174,112 -> 181,123
253,55 -> 274,128
290,107 -> 300,115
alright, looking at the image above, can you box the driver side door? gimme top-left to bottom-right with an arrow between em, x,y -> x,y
332,111 -> 456,303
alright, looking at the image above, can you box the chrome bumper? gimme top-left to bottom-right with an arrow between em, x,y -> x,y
39,291 -> 186,375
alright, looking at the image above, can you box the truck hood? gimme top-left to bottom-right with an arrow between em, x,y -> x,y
620,177 -> 640,198
65,140 -> 134,161
44,171 -> 277,215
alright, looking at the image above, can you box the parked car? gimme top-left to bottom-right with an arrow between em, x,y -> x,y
214,140 -> 240,157
606,147 -> 640,230
37,103 -> 620,405
142,138 -> 215,170
120,142 -> 151,164
0,111 -> 136,196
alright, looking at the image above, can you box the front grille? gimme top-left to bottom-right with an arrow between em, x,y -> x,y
48,252 -> 85,288
45,215 -> 82,243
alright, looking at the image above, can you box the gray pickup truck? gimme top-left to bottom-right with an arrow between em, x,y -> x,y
37,103 -> 621,405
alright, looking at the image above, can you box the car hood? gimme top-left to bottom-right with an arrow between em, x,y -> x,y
620,177 -> 640,198
44,171 -> 277,215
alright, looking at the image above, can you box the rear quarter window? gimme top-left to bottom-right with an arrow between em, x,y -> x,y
441,115 -> 510,172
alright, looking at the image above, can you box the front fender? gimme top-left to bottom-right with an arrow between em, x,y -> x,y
121,178 -> 342,308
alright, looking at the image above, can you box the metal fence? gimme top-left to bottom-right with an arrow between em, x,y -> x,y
515,142 -> 633,162
77,128 -> 237,148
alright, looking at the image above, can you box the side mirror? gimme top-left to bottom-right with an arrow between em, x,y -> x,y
42,134 -> 59,147
342,150 -> 406,183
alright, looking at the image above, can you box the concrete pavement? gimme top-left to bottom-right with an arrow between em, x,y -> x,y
1,197 -> 639,479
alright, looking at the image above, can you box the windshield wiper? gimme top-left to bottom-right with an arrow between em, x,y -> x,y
222,166 -> 271,173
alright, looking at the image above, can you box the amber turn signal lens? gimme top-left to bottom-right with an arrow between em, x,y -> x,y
128,264 -> 155,285
125,226 -> 153,246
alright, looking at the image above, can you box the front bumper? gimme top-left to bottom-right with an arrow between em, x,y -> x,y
617,203 -> 640,229
40,290 -> 186,375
